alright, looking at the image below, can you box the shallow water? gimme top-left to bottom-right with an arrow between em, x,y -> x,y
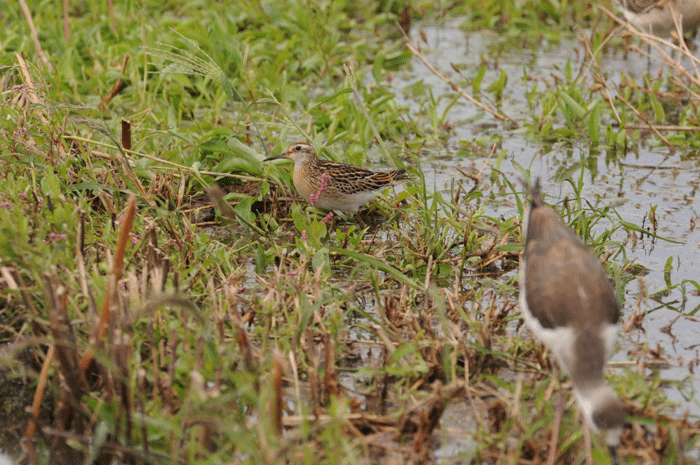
394,18 -> 700,441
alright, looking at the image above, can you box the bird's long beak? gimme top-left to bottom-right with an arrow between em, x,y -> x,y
263,152 -> 288,162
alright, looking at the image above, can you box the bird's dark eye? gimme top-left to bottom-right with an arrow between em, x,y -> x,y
294,145 -> 302,151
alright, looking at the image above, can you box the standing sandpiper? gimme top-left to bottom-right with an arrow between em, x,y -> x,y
519,179 -> 626,461
617,0 -> 700,37
264,142 -> 407,213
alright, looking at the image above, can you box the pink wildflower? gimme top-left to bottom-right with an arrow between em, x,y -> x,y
322,211 -> 334,223
309,173 -> 328,206
0,202 -> 11,208
17,193 -> 27,201
47,233 -> 67,240
301,230 -> 308,241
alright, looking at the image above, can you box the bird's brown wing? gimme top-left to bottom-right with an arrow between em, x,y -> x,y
524,208 -> 620,329
318,160 -> 406,195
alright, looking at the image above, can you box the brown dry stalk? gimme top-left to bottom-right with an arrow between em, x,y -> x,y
272,350 -> 284,436
80,195 -> 137,373
108,0 -> 116,33
61,0 -> 69,42
601,5 -> 700,70
121,119 -> 131,150
46,274 -> 90,396
14,53 -> 50,125
322,333 -> 339,401
579,9 -> 696,149
112,146 -> 155,207
17,0 -> 54,72
625,124 -> 700,131
23,344 -> 55,464
97,55 -> 130,110
99,195 -> 136,339
602,4 -> 700,96
582,56 -> 674,148
615,92 -> 673,148
282,412 -> 395,427
25,344 -> 55,438
403,41 -> 512,123
237,324 -> 256,371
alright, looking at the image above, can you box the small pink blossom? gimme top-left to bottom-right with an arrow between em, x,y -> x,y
322,212 -> 334,223
17,193 -> 28,201
131,236 -> 138,244
0,202 -> 11,208
13,127 -> 27,137
47,233 -> 67,240
301,230 -> 308,241
309,173 -> 328,206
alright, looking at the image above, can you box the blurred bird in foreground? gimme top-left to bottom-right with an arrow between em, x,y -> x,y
519,179 -> 626,464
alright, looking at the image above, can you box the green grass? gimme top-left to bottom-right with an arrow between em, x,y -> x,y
0,0 -> 698,463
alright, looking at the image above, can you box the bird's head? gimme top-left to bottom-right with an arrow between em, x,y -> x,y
264,142 -> 317,164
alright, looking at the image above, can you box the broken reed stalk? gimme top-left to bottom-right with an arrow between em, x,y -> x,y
97,55 -> 130,110
80,195 -> 137,374
121,118 -> 131,150
273,350 -> 284,437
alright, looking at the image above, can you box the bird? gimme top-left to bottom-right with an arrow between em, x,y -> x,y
519,179 -> 626,461
617,0 -> 700,37
263,141 -> 407,213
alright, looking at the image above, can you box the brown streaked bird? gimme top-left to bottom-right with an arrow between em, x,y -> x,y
263,141 -> 407,213
519,179 -> 626,462
617,0 -> 700,37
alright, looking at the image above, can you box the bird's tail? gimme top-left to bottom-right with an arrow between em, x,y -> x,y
393,168 -> 408,181
524,177 -> 544,208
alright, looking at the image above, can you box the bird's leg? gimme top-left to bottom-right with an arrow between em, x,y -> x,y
582,414 -> 593,465
546,389 -> 565,465
608,444 -> 620,465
